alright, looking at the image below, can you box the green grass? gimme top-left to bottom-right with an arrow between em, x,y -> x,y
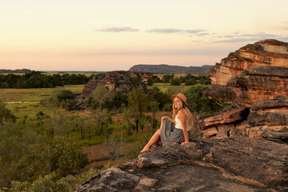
150,82 -> 193,93
0,85 -> 85,118
0,85 -> 84,102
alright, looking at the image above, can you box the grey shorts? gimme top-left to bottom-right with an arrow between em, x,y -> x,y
160,117 -> 194,145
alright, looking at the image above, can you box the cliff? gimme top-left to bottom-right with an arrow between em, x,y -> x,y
210,39 -> 288,105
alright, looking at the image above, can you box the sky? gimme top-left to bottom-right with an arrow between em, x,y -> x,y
0,0 -> 288,71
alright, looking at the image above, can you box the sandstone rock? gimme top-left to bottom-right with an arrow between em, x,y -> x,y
134,176 -> 158,192
211,39 -> 288,86
77,137 -> 288,192
200,107 -> 250,139
203,85 -> 238,103
75,71 -> 147,109
81,71 -> 147,98
245,97 -> 288,142
202,107 -> 248,128
200,97 -> 288,141
77,167 -> 140,192
210,39 -> 288,105
202,40 -> 288,140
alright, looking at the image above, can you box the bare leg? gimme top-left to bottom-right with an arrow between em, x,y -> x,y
140,128 -> 160,153
139,116 -> 167,153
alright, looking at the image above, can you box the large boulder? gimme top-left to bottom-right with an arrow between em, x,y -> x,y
77,137 -> 288,192
200,97 -> 288,142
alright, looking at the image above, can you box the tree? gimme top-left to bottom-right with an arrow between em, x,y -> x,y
42,90 -> 77,110
127,88 -> 149,132
88,84 -> 114,110
185,84 -> 231,117
170,77 -> 181,85
148,101 -> 159,130
162,74 -> 174,83
147,87 -> 170,110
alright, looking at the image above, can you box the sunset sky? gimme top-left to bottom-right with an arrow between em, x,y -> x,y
1,0 -> 288,71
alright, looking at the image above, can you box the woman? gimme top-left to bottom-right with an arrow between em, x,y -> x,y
139,92 -> 199,154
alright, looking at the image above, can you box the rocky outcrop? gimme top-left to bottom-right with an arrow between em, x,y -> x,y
74,71 -> 147,109
202,39 -> 288,140
210,39 -> 288,105
78,137 -> 288,192
81,71 -> 147,98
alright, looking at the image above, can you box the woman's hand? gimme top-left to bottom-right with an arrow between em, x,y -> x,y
181,141 -> 189,145
161,115 -> 174,123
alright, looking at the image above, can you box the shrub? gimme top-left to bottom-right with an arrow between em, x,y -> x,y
0,101 -> 16,125
185,84 -> 232,117
41,90 -> 77,110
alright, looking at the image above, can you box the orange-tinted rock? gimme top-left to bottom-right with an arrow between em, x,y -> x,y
211,39 -> 288,86
210,39 -> 288,105
202,107 -> 248,128
200,107 -> 251,139
200,97 -> 288,142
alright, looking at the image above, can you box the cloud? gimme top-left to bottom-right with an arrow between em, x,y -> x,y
68,47 -> 227,57
214,32 -> 288,43
147,28 -> 207,35
97,27 -> 139,32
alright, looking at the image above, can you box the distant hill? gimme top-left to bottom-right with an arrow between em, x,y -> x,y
129,64 -> 213,74
0,69 -> 32,74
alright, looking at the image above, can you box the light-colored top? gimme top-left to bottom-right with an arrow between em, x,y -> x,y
174,110 -> 193,131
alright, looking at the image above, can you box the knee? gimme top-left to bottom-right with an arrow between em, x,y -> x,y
161,116 -> 168,122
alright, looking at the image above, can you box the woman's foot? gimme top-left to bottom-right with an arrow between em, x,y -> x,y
140,145 -> 150,153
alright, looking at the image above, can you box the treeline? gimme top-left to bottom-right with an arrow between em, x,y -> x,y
0,68 -> 31,74
0,71 -> 91,88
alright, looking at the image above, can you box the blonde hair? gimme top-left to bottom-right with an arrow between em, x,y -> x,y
172,99 -> 195,131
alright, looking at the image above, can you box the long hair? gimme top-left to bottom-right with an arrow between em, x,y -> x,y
172,98 -> 195,131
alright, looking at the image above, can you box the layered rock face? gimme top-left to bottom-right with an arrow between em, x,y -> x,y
203,40 -> 288,140
210,39 -> 288,105
201,97 -> 288,142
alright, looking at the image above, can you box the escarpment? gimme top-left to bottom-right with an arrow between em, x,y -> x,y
202,39 -> 288,142
210,39 -> 288,105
